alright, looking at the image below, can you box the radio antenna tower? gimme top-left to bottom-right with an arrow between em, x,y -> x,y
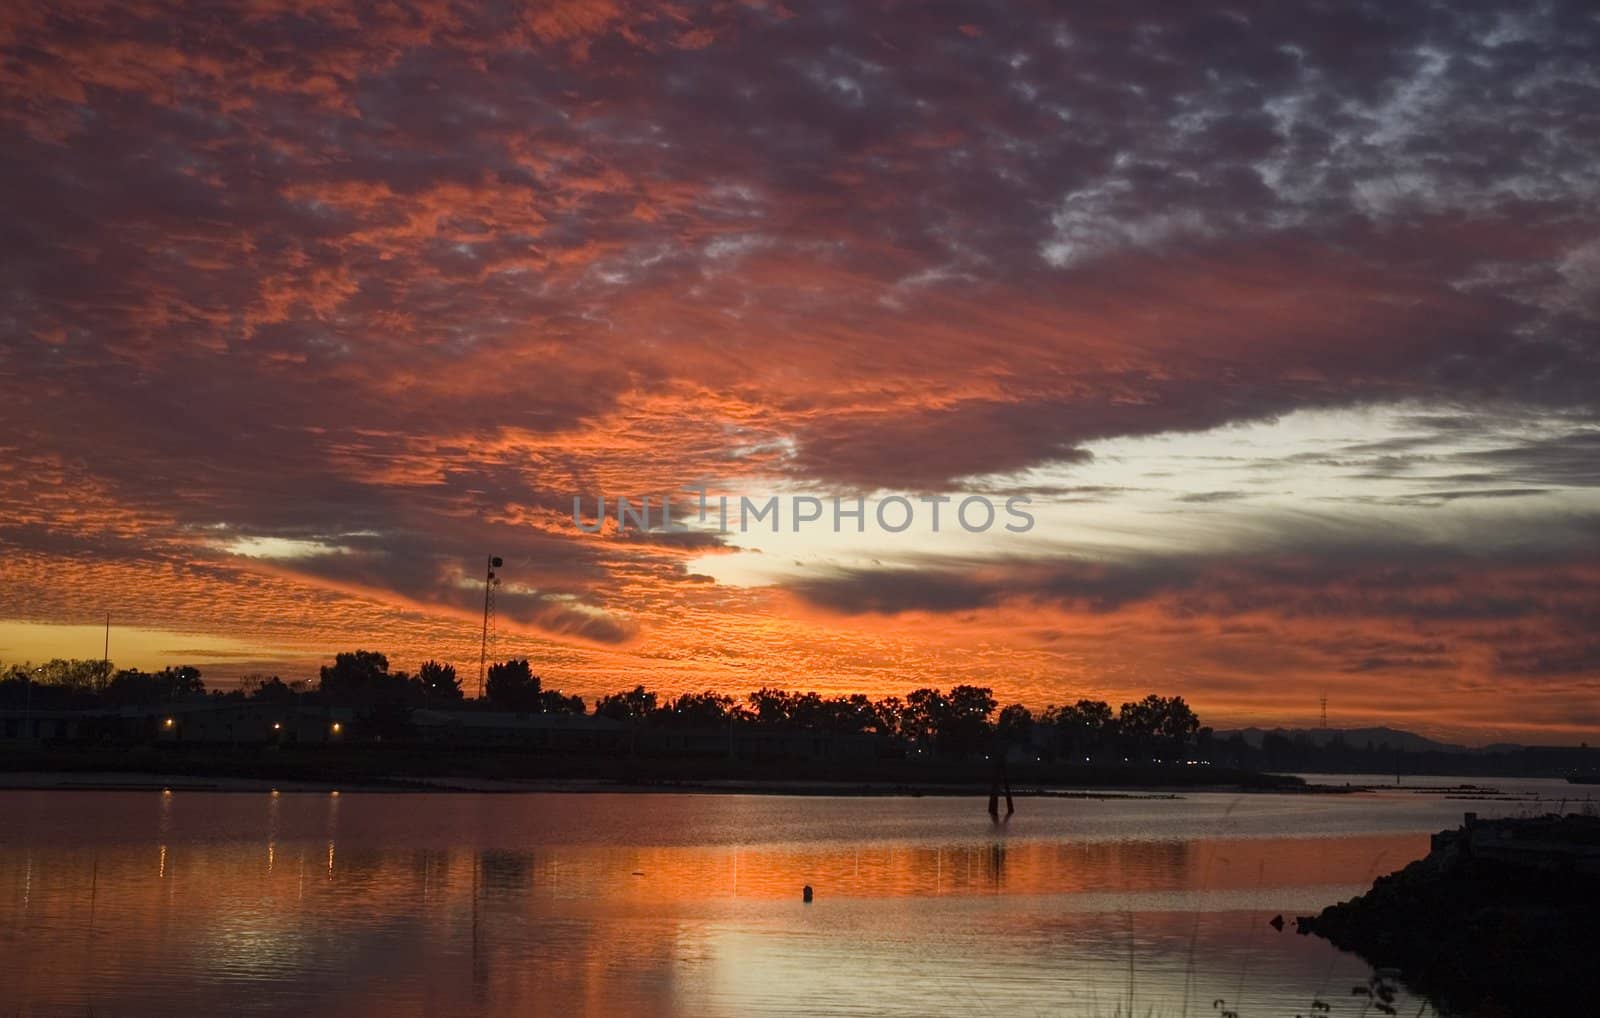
477,555 -> 503,699
1320,693 -> 1328,729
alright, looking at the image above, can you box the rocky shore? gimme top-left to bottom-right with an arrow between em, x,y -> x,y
1302,811 -> 1600,1016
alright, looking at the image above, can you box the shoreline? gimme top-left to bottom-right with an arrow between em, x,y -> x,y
1303,812 -> 1600,1016
0,745 -> 1324,795
0,769 -> 1338,798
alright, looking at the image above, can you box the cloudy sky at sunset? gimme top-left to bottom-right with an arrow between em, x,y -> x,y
3,0 -> 1597,742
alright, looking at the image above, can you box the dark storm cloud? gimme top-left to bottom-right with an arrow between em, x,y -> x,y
1177,491 -> 1252,504
250,531 -> 639,645
790,552 -> 1205,616
789,536 -> 1600,682
1457,430 -> 1600,487
794,498 -> 1600,616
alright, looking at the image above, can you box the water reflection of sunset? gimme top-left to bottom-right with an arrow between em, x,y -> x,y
2,789 -> 1446,1016
3,832 -> 1422,926
452,833 -> 1423,903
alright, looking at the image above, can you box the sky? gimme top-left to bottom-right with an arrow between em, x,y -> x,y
1,0 -> 1597,743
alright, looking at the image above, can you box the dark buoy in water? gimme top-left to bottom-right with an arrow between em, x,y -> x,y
802,885 -> 813,903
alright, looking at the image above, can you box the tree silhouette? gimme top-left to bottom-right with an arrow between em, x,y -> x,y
242,675 -> 300,702
940,685 -> 997,757
659,690 -> 738,727
538,689 -> 586,714
485,658 -> 541,712
594,684 -> 656,720
417,660 -> 462,703
1117,694 -> 1200,761
995,703 -> 1034,755
104,666 -> 204,706
901,687 -> 945,755
746,686 -> 797,726
317,650 -> 420,709
1045,699 -> 1115,761
319,650 -> 391,699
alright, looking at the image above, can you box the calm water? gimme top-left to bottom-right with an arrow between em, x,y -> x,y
0,778 -> 1584,1016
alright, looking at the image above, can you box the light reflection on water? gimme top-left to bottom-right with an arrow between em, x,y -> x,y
0,784 -> 1573,1016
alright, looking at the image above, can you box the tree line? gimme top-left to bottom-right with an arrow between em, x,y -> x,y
3,652 -> 1208,761
1,659 -> 203,707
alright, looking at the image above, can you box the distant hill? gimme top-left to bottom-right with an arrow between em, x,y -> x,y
1214,726 -> 1475,754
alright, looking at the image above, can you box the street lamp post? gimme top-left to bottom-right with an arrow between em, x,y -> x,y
477,555 -> 503,700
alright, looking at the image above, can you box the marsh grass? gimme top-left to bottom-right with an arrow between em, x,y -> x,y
1063,789 -> 1443,1018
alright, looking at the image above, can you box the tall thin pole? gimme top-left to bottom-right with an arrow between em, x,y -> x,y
102,612 -> 110,682
476,556 -> 501,700
477,558 -> 491,700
